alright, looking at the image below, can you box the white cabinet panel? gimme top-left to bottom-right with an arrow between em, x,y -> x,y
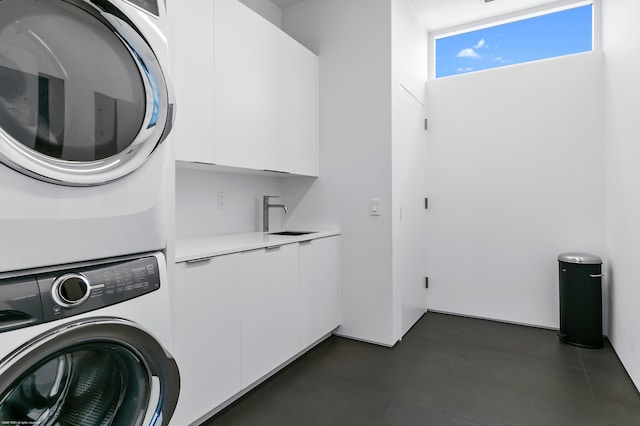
172,254 -> 242,425
299,237 -> 339,348
168,0 -> 214,164
214,0 -> 278,171
171,0 -> 318,175
171,235 -> 340,420
240,244 -> 300,387
275,31 -> 318,176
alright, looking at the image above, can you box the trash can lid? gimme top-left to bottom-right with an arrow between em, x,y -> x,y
558,252 -> 602,264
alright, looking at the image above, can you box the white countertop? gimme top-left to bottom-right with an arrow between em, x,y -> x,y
175,230 -> 341,263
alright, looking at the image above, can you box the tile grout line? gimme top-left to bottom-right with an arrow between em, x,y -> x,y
577,348 -> 597,401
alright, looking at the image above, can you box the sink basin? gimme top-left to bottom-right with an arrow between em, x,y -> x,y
269,231 -> 314,236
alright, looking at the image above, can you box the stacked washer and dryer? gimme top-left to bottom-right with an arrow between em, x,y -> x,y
0,0 -> 179,424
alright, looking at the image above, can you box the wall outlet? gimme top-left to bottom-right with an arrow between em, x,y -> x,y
217,192 -> 226,209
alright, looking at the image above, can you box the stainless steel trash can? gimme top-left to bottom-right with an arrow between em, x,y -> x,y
558,252 -> 603,348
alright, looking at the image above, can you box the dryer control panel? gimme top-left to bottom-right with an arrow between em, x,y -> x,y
0,255 -> 160,333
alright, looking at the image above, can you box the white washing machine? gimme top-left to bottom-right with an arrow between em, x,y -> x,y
0,0 -> 175,272
0,251 -> 179,425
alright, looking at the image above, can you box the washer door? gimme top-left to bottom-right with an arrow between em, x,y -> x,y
0,318 -> 180,426
0,0 -> 174,186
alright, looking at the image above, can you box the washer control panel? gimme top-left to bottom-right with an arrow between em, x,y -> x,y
0,255 -> 160,333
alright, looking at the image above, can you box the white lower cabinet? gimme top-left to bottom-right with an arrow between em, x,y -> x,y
172,235 -> 339,423
240,244 -> 300,387
299,237 -> 340,349
172,253 -> 243,426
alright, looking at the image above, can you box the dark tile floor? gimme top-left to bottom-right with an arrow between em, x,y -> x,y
203,312 -> 640,426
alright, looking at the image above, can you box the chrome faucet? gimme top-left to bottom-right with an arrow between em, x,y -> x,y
263,195 -> 288,232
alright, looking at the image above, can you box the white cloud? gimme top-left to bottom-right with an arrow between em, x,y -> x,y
474,39 -> 486,49
456,48 -> 482,59
456,67 -> 474,72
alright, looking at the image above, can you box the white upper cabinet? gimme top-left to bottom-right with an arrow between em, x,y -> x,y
213,0 -> 278,171
168,0 -> 215,164
171,0 -> 318,176
274,30 -> 319,175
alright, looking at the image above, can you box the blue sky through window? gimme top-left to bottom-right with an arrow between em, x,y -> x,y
435,4 -> 593,78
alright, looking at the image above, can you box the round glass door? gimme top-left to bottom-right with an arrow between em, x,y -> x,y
0,344 -> 150,425
0,318 -> 180,426
0,0 -> 174,186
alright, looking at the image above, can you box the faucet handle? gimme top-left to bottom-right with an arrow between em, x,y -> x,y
264,195 -> 280,201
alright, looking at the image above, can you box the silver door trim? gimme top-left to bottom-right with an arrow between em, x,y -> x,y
0,317 -> 180,425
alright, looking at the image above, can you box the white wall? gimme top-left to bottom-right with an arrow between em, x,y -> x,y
602,0 -> 640,392
175,167 -> 285,239
238,0 -> 282,27
391,0 -> 429,339
425,52 -> 605,329
281,0 -> 396,346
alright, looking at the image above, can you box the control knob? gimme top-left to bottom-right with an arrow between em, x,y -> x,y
52,273 -> 91,308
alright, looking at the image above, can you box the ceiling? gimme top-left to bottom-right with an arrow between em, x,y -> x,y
271,0 -> 564,31
411,0 -> 563,31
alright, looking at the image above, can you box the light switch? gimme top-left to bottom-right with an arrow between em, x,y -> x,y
370,198 -> 380,216
217,192 -> 226,209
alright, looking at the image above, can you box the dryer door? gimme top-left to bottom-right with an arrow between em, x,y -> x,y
0,0 -> 174,186
0,318 -> 180,426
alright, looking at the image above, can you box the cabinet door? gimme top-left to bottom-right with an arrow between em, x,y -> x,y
168,0 -> 215,164
213,0 -> 278,171
172,254 -> 242,425
213,0 -> 318,175
299,237 -> 340,349
275,31 -> 318,176
240,244 -> 299,388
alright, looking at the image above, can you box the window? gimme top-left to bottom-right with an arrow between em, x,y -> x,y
434,3 -> 593,78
